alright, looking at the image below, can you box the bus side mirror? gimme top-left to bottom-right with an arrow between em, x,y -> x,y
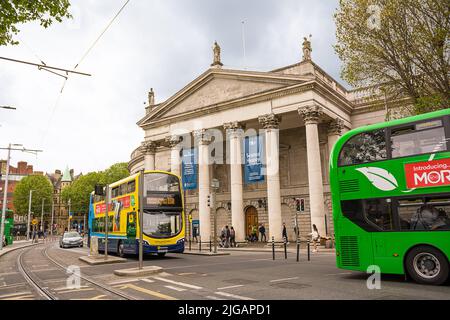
94,185 -> 104,196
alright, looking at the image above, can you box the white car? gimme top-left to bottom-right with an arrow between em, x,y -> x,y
60,231 -> 83,248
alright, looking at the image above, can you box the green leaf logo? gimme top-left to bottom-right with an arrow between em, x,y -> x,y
356,167 -> 398,191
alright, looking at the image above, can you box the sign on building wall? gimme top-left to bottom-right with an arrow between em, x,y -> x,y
244,135 -> 265,184
182,148 -> 198,190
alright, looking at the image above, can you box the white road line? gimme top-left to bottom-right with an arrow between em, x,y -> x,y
2,295 -> 35,300
214,291 -> 254,300
269,277 -> 299,283
324,272 -> 354,276
217,285 -> 244,290
55,285 -> 90,291
0,291 -> 32,299
206,295 -> 223,300
0,272 -> 20,276
152,276 -> 202,290
141,278 -> 155,284
164,285 -> 186,292
57,288 -> 95,294
108,278 -> 140,285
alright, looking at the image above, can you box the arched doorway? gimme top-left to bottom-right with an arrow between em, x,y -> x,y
245,206 -> 258,238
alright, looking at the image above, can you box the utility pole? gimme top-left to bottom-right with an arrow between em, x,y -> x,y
50,200 -> 54,236
0,106 -> 16,110
26,190 -> 34,241
211,179 -> 220,253
104,185 -> 110,260
138,170 -> 144,269
1,144 -> 42,249
41,198 -> 45,232
67,199 -> 71,232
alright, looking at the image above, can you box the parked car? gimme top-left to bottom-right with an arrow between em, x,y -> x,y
60,231 -> 83,248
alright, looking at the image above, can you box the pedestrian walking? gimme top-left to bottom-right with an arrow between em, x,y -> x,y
251,225 -> 258,242
220,226 -> 227,247
225,225 -> 231,248
192,226 -> 198,242
259,223 -> 267,242
308,224 -> 320,252
230,226 -> 236,247
282,222 -> 288,243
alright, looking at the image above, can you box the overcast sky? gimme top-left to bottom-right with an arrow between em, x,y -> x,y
0,0 -> 344,175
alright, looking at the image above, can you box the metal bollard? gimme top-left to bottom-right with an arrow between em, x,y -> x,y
308,240 -> 311,261
284,237 -> 287,260
199,237 -> 202,252
209,240 -> 212,252
296,239 -> 300,262
189,237 -> 191,251
272,236 -> 275,260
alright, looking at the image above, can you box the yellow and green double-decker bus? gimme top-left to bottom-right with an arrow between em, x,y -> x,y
330,109 -> 450,285
89,170 -> 185,257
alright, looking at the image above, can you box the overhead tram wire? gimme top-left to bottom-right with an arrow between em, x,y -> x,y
74,0 -> 131,70
39,0 -> 131,146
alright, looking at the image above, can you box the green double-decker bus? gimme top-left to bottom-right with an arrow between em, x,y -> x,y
330,109 -> 450,285
0,209 -> 14,246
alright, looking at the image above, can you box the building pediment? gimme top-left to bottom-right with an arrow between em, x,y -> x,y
138,68 -> 311,127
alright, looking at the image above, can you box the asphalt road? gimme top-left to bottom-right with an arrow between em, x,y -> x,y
0,241 -> 449,300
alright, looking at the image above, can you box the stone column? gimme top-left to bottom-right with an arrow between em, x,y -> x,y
141,141 -> 157,171
258,114 -> 283,242
194,129 -> 212,242
224,121 -> 245,243
165,135 -> 182,177
299,105 -> 326,236
327,118 -> 344,157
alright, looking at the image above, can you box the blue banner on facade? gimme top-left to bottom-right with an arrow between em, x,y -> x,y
182,148 -> 198,190
244,135 -> 265,184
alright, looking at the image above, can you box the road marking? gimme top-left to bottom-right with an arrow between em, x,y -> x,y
117,284 -> 177,300
55,285 -> 90,291
324,272 -> 354,276
141,278 -> 155,284
269,277 -> 299,283
206,295 -> 222,300
178,272 -> 196,276
57,288 -> 94,294
2,294 -> 35,300
164,285 -> 186,292
0,272 -> 20,276
32,264 -> 49,268
108,278 -> 140,285
214,291 -> 254,300
91,294 -> 107,300
0,291 -> 32,299
217,285 -> 244,290
152,276 -> 202,290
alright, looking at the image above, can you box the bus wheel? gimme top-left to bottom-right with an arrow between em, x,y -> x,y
405,246 -> 449,285
118,241 -> 125,258
157,252 -> 166,257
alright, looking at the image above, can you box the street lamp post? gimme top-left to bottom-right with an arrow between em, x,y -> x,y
26,190 -> 34,241
41,198 -> 45,232
50,201 -> 54,236
0,144 -> 13,250
67,199 -> 71,232
211,178 -> 220,254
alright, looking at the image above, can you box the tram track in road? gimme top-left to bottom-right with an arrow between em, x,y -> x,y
14,243 -> 137,300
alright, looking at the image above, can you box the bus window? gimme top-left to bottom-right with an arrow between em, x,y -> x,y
128,180 -> 136,193
398,196 -> 450,231
364,198 -> 394,231
111,187 -> 119,198
390,119 -> 447,158
119,183 -> 127,196
338,129 -> 387,166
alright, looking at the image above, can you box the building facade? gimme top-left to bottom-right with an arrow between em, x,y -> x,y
46,167 -> 84,234
0,160 -> 43,222
128,39 -> 393,243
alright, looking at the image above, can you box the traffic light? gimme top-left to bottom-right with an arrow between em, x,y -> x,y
207,194 -> 211,208
295,198 -> 305,212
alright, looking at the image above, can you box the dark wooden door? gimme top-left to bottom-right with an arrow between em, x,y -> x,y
245,206 -> 258,238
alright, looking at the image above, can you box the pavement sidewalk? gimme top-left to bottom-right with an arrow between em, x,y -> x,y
0,237 -> 58,258
184,241 -> 335,254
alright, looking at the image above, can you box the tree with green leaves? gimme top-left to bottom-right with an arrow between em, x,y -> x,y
334,0 -> 449,115
61,163 -> 130,215
13,175 -> 53,216
0,0 -> 72,46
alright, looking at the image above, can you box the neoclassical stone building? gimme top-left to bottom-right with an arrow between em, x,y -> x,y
128,38 -> 391,243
